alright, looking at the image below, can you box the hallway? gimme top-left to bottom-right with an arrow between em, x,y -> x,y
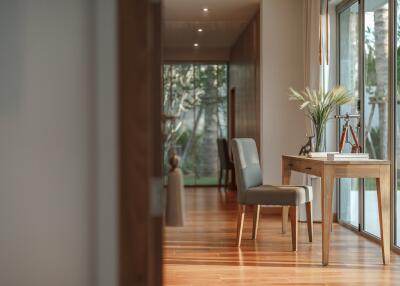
164,188 -> 400,285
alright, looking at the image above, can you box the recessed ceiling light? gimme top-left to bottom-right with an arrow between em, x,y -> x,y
193,43 -> 199,47
202,7 -> 209,12
197,28 -> 203,32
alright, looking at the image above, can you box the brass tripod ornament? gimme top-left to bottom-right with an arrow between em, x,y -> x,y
335,113 -> 362,153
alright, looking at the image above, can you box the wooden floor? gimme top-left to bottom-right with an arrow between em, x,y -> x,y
164,188 -> 400,285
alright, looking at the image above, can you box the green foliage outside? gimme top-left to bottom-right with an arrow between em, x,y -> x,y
163,64 -> 228,186
183,175 -> 218,186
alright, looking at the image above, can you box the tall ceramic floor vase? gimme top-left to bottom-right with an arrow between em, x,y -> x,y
166,167 -> 185,226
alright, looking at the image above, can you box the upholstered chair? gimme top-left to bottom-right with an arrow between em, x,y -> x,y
231,138 -> 313,250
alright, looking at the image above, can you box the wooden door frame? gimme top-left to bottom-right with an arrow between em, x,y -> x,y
118,0 -> 163,285
229,87 -> 236,143
229,87 -> 237,190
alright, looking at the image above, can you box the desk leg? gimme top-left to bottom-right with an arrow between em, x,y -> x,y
282,161 -> 291,233
322,168 -> 334,266
377,165 -> 390,265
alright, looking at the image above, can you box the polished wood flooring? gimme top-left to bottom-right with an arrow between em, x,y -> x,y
164,188 -> 400,285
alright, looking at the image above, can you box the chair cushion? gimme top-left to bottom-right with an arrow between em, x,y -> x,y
245,185 -> 313,206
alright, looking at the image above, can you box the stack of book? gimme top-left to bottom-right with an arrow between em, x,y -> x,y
307,152 -> 338,158
327,153 -> 369,161
307,152 -> 370,160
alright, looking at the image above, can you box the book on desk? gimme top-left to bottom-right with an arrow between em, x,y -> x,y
307,152 -> 370,161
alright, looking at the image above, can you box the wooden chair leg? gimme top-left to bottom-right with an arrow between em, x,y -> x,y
282,206 -> 289,233
289,206 -> 298,251
236,204 -> 246,247
224,169 -> 229,189
305,202 -> 313,242
252,205 -> 260,240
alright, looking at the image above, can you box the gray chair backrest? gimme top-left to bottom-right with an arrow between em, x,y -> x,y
231,138 -> 263,203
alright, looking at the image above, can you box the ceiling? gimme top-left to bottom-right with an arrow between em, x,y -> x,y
164,0 -> 260,49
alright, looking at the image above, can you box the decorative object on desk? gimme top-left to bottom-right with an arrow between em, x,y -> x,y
298,134 -> 314,156
289,86 -> 352,152
335,113 -> 362,153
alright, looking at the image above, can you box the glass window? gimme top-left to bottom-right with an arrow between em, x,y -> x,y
364,0 -> 389,238
163,64 -> 228,186
338,2 -> 360,227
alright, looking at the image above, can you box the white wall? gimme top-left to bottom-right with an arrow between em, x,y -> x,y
325,0 -> 338,153
0,1 -> 103,285
95,0 -> 118,285
260,0 -> 307,184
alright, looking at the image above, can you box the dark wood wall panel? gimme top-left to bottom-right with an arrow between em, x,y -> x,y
118,0 -> 162,285
229,11 -> 260,148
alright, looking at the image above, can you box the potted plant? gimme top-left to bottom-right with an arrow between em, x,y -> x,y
289,86 -> 353,152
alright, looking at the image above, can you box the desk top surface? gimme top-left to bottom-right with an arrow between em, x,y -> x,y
282,155 -> 391,165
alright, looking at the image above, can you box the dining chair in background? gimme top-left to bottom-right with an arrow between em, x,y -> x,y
217,138 -> 234,190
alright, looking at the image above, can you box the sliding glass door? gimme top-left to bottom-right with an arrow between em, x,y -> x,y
338,0 -> 400,251
338,1 -> 360,228
363,0 -> 389,238
338,0 -> 390,236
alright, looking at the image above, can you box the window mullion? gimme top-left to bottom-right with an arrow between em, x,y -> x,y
359,0 -> 366,233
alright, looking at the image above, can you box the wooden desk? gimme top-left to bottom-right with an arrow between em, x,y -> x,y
281,155 -> 391,266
